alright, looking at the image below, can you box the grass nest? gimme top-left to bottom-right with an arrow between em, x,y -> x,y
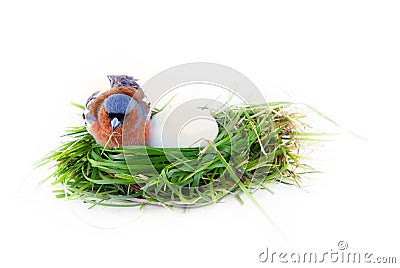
38,102 -> 321,208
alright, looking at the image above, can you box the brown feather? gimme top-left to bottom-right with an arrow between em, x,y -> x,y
88,98 -> 150,148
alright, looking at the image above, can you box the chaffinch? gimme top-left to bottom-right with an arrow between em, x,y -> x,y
83,75 -> 150,148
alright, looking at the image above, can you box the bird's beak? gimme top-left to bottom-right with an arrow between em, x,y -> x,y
110,117 -> 123,131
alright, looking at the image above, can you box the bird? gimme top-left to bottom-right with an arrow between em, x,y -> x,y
83,75 -> 150,148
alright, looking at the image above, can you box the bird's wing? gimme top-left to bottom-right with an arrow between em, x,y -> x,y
107,75 -> 141,89
83,90 -> 101,122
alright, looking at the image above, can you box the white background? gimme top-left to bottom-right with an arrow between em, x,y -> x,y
1,0 -> 399,267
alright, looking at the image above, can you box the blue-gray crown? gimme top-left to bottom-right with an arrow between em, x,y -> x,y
104,94 -> 134,115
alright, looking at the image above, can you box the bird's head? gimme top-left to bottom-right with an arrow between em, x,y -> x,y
102,93 -> 134,131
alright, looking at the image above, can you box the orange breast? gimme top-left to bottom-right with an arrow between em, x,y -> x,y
89,106 -> 151,149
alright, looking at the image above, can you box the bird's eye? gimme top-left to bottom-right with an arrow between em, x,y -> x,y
107,112 -> 125,121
